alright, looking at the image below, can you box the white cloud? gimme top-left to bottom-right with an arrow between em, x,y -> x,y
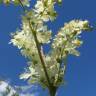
0,80 -> 39,96
0,80 -> 17,95
0,81 -> 8,92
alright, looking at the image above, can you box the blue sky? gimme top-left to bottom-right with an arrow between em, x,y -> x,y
0,0 -> 96,96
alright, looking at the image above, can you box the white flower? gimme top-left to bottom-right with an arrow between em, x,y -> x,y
52,20 -> 90,57
35,1 -> 44,13
34,0 -> 56,21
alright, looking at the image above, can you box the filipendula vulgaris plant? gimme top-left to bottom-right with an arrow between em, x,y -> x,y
0,0 -> 93,96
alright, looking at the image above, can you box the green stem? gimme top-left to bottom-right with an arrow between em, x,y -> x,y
28,20 -> 51,87
49,86 -> 57,96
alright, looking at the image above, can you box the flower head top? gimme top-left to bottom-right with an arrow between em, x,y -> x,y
34,0 -> 57,21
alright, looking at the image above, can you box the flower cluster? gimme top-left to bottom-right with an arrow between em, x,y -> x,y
10,16 -> 52,86
9,0 -> 92,89
52,20 -> 91,57
10,17 -> 52,57
34,0 -> 57,21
